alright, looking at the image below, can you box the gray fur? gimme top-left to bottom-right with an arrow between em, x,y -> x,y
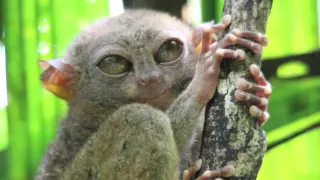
62,104 -> 179,180
36,10 -> 207,180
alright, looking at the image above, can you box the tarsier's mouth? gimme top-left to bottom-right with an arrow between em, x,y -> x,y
138,87 -> 173,102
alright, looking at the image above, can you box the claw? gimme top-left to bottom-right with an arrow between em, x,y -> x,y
183,159 -> 202,180
196,165 -> 235,180
183,161 -> 235,180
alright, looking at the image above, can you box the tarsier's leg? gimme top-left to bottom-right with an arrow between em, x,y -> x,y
62,104 -> 179,180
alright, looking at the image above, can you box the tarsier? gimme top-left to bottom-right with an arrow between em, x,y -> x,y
36,10 -> 271,180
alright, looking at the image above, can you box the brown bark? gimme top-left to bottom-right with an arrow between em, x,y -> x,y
198,0 -> 273,179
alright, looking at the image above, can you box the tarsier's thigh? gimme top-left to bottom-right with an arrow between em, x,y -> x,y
62,104 -> 179,180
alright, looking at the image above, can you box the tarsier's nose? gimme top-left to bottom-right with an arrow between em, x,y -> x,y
137,72 -> 162,86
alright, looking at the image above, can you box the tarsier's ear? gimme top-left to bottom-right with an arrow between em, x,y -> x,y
38,59 -> 76,100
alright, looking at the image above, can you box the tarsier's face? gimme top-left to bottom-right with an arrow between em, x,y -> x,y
65,10 -> 197,109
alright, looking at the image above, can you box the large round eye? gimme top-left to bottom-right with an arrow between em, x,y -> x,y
97,55 -> 131,75
155,39 -> 183,63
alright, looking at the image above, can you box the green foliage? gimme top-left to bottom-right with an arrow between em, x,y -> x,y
0,108 -> 8,151
201,0 -> 224,22
265,78 -> 320,131
263,0 -> 319,58
277,61 -> 309,78
259,112 -> 320,179
2,0 -> 110,179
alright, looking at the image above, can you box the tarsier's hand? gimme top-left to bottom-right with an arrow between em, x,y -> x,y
235,64 -> 272,126
192,15 -> 270,124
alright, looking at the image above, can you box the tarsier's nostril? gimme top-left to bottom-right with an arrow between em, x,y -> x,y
138,73 -> 162,86
149,74 -> 161,83
138,77 -> 147,86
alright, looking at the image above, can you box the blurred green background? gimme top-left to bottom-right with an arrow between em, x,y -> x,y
0,0 -> 319,179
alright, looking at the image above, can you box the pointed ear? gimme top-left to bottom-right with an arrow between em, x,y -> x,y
39,59 -> 76,100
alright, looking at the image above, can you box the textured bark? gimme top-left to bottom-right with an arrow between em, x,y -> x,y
199,0 -> 272,179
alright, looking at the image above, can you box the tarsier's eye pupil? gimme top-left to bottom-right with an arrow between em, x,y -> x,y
97,55 -> 131,75
155,39 -> 183,63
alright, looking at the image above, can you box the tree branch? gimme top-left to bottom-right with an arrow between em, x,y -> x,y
199,0 -> 273,179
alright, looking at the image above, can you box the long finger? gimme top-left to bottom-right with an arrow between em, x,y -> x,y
192,27 -> 203,49
196,165 -> 235,180
193,23 -> 217,52
201,26 -> 213,53
182,159 -> 202,180
233,37 -> 263,54
249,106 -> 270,126
249,64 -> 271,88
237,78 -> 272,97
210,15 -> 232,33
218,34 -> 263,54
213,49 -> 245,68
219,49 -> 245,62
234,90 -> 268,108
232,29 -> 268,46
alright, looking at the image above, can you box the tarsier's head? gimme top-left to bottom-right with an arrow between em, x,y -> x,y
40,10 -> 199,110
